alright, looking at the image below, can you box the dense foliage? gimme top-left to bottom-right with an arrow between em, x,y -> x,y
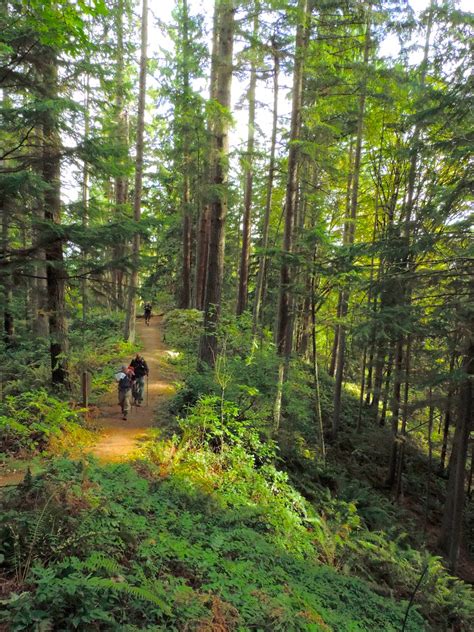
0,0 -> 472,629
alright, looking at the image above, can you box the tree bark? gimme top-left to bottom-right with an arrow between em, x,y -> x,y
332,16 -> 370,437
194,2 -> 220,311
81,66 -> 90,322
124,0 -> 148,342
439,329 -> 473,571
40,50 -> 69,386
274,0 -> 310,429
179,0 -> 192,309
114,0 -> 128,308
198,0 -> 235,366
253,36 -> 279,332
440,348 -> 457,472
236,6 -> 258,316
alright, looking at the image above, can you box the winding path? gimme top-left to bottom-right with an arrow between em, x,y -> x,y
89,315 -> 177,461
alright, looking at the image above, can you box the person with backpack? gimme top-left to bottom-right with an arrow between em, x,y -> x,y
115,364 -> 134,420
144,303 -> 152,325
130,353 -> 149,406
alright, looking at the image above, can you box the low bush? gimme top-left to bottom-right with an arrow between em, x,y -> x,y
0,455 -> 427,631
0,390 -> 90,456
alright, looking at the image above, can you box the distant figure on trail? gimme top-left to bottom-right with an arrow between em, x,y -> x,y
115,364 -> 134,420
130,353 -> 149,406
144,302 -> 152,326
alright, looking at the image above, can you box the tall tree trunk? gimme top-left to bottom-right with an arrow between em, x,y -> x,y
253,36 -> 279,331
329,140 -> 353,379
332,16 -> 371,437
114,0 -> 128,308
194,206 -> 210,310
311,246 -> 326,463
379,346 -> 394,427
179,0 -> 192,309
194,3 -> 221,311
124,0 -> 148,342
30,127 -> 49,337
274,0 -> 310,430
0,89 -> 14,344
40,50 -> 69,386
198,0 -> 235,366
439,329 -> 473,571
386,334 -> 403,486
81,68 -> 90,322
363,118 -> 385,406
237,6 -> 258,315
440,348 -> 457,472
328,292 -> 342,378
1,193 -> 14,345
423,389 -> 434,536
394,335 -> 412,499
387,6 -> 433,484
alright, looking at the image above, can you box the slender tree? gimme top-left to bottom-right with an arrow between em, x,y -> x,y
274,0 -> 310,429
253,35 -> 280,332
236,4 -> 258,316
124,0 -> 148,342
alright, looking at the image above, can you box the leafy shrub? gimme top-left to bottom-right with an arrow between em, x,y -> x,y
168,369 -> 216,416
179,395 -> 276,464
163,308 -> 203,356
0,390 -> 87,455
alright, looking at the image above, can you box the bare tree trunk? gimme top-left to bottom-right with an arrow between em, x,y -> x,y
1,193 -> 14,344
124,0 -> 148,342
198,0 -> 235,366
236,7 -> 258,316
114,0 -> 128,308
274,0 -> 310,430
253,37 -> 279,332
329,138 -> 353,379
387,336 -> 403,487
81,67 -> 90,322
394,335 -> 411,499
40,50 -> 69,386
179,0 -> 192,309
440,349 -> 457,472
0,88 -> 14,344
329,293 -> 342,378
379,347 -> 394,427
387,6 -> 433,485
31,127 -> 49,337
194,3 -> 220,311
423,389 -> 434,536
439,330 -> 473,571
194,205 -> 210,310
332,18 -> 371,437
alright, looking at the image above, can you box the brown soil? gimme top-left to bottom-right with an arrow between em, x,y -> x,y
88,315 -> 178,462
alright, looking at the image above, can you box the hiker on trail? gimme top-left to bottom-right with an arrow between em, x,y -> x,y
115,364 -> 134,420
144,303 -> 152,325
130,353 -> 149,406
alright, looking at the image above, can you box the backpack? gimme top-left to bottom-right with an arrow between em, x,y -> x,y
119,374 -> 132,391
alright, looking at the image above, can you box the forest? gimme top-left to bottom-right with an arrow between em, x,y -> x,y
0,0 -> 473,629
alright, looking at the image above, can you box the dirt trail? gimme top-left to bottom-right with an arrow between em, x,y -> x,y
0,316 -> 177,488
89,315 -> 177,462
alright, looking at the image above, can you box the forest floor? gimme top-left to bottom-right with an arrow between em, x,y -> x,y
0,316 -> 178,486
89,315 -> 177,462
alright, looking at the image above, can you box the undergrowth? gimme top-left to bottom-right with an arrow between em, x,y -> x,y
1,450 -> 427,631
0,309 -> 471,630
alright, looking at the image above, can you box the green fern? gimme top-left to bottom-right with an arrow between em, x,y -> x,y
84,576 -> 171,615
